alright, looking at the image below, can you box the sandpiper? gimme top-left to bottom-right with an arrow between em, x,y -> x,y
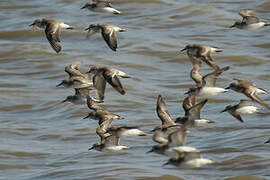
84,95 -> 122,121
152,125 -> 182,144
56,76 -> 94,89
190,63 -> 203,87
85,23 -> 126,51
81,0 -> 121,14
84,95 -> 122,143
89,135 -> 129,152
191,65 -> 230,88
182,94 -> 196,114
84,98 -> 122,144
176,99 -> 214,127
61,89 -> 86,104
164,150 -> 214,168
29,18 -> 73,53
181,44 -> 222,70
96,116 -> 114,143
185,66 -> 230,97
155,95 -> 177,130
65,61 -> 90,79
221,100 -> 262,123
87,66 -> 131,100
238,9 -> 256,17
148,128 -> 188,156
226,79 -> 270,109
230,10 -> 270,30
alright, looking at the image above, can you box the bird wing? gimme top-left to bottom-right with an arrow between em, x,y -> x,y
98,115 -> 113,131
239,9 -> 256,17
199,49 -> 220,70
104,135 -> 119,146
184,151 -> 202,160
103,70 -> 125,95
86,29 -> 96,39
45,22 -> 61,53
182,94 -> 196,113
203,66 -> 230,87
243,16 -> 261,24
65,62 -> 85,78
245,88 -> 270,109
156,95 -> 175,126
203,73 -> 217,87
231,112 -> 244,123
238,99 -> 253,107
187,99 -> 208,120
77,88 -> 90,97
101,26 -> 117,51
168,128 -> 187,147
93,73 -> 107,100
153,129 -> 168,144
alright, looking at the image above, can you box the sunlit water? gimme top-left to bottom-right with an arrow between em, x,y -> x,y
0,0 -> 270,179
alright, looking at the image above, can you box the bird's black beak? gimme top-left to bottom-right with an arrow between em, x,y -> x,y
146,148 -> 154,153
81,5 -> 87,9
85,27 -> 90,31
265,139 -> 270,144
61,99 -> 67,103
162,161 -> 170,167
220,109 -> 226,113
83,114 -> 90,119
225,86 -> 231,90
29,23 -> 35,27
86,69 -> 93,74
180,47 -> 187,52
88,146 -> 94,151
184,90 -> 190,95
56,82 -> 63,87
230,24 -> 235,28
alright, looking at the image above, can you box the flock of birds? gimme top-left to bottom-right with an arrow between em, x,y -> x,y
29,1 -> 270,168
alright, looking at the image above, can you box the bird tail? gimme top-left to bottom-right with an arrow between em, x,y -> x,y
113,9 -> 121,15
211,47 -> 223,52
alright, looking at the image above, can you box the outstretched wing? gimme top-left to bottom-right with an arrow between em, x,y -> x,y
93,73 -> 107,100
103,71 -> 125,95
245,88 -> 270,109
203,66 -> 230,87
187,99 -> 208,120
243,16 -> 261,24
156,95 -> 175,126
101,26 -> 117,51
45,23 -> 61,53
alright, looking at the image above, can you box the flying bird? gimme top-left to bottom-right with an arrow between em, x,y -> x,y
81,0 -> 121,14
226,79 -> 270,109
85,23 -> 126,51
29,18 -> 73,53
87,66 -> 131,100
221,99 -> 262,122
181,44 -> 222,70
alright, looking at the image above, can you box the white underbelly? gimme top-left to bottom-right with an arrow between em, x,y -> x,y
182,158 -> 214,168
199,87 -> 227,97
120,129 -> 145,137
105,145 -> 129,151
245,22 -> 265,30
236,106 -> 259,114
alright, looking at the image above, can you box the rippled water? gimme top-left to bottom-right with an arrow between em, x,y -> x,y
1,0 -> 270,179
